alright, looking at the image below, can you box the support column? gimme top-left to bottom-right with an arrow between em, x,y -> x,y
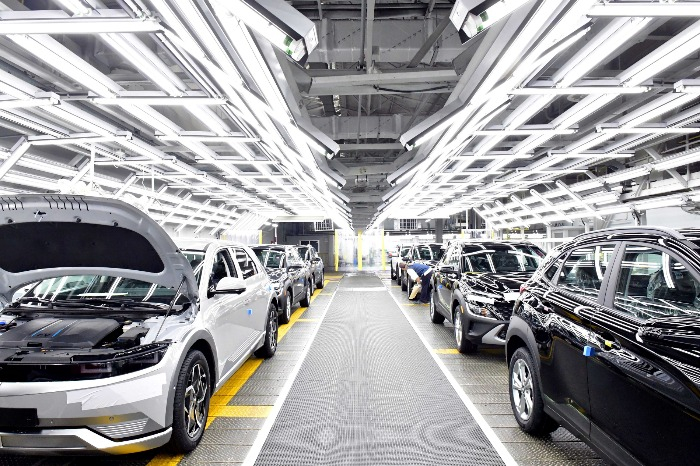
357,230 -> 363,271
334,229 -> 339,272
381,229 -> 386,271
435,219 -> 444,243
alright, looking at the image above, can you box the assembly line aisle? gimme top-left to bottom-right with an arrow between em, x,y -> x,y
250,273 -> 507,466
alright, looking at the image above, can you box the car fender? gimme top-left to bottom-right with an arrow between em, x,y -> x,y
505,313 -> 540,373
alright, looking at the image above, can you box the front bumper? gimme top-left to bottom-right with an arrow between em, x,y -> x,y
464,313 -> 509,346
0,426 -> 171,455
0,350 -> 177,454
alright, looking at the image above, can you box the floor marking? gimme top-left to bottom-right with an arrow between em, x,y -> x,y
386,277 -> 518,466
296,318 -> 319,322
209,405 -> 273,418
434,348 -> 460,354
146,286 -> 325,466
403,303 -> 429,306
242,277 -> 341,466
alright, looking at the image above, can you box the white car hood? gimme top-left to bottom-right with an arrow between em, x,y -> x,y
0,195 -> 198,305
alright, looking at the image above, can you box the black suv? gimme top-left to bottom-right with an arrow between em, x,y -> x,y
251,245 -> 312,324
297,245 -> 324,290
431,241 -> 545,353
507,227 -> 700,466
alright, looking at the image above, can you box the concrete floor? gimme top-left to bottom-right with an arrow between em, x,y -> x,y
0,272 -> 604,465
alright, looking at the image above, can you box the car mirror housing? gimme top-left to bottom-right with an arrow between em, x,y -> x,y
311,257 -> 321,263
439,265 -> 455,273
215,276 -> 246,294
288,263 -> 304,270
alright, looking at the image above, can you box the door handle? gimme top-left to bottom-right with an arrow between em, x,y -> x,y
243,298 -> 252,305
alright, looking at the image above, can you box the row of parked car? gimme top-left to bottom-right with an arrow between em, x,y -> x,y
394,229 -> 700,466
0,195 -> 324,456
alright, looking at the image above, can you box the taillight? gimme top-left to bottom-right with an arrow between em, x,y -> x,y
519,284 -> 527,293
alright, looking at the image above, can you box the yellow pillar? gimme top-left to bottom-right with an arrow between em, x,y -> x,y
357,230 -> 363,271
258,230 -> 262,244
334,229 -> 339,272
381,229 -> 386,271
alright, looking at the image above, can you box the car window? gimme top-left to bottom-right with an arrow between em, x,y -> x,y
297,246 -> 309,260
400,247 -> 411,258
560,244 -> 615,300
209,249 -> 236,292
430,245 -> 445,261
416,245 -> 434,260
234,248 -> 258,280
613,245 -> 700,320
287,249 -> 304,266
544,255 -> 565,281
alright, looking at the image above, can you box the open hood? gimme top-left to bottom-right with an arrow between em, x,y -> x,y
0,195 -> 198,305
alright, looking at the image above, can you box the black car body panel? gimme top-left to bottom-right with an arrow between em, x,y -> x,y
507,226 -> 700,466
250,245 -> 311,313
433,241 -> 545,347
296,245 -> 324,288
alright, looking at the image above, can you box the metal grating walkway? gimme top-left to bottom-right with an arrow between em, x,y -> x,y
254,273 -> 505,466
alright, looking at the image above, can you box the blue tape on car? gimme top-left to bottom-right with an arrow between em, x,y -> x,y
583,345 -> 595,357
247,309 -> 252,315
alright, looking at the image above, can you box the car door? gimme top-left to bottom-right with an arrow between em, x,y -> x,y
538,243 -> 617,439
232,247 -> 269,337
202,248 -> 249,376
436,245 -> 459,314
586,242 -> 700,465
287,249 -> 306,300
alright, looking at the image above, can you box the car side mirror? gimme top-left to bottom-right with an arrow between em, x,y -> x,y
311,257 -> 321,263
215,276 -> 246,294
439,265 -> 455,273
288,263 -> 304,270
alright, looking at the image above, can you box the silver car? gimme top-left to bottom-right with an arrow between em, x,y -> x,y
0,195 -> 278,454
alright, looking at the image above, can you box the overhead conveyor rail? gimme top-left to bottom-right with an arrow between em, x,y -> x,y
252,274 -> 508,466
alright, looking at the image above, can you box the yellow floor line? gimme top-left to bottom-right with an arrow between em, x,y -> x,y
147,287 -> 323,466
296,318 -> 319,322
403,303 -> 428,306
209,405 -> 273,418
434,348 -> 460,354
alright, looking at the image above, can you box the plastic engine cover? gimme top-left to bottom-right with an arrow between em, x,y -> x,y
0,317 -> 121,349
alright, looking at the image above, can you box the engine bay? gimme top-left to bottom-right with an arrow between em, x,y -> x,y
0,312 -> 170,382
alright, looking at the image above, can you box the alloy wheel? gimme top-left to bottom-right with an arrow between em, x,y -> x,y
268,307 -> 278,351
285,292 -> 292,321
183,362 -> 208,438
429,293 -> 435,319
454,310 -> 463,346
512,358 -> 534,422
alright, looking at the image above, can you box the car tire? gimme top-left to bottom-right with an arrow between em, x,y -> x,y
454,305 -> 477,353
401,272 -> 408,291
279,290 -> 292,324
317,269 -> 325,289
509,347 -> 558,435
396,267 -> 401,285
406,279 -> 412,299
429,291 -> 445,324
300,282 -> 311,307
255,304 -> 278,359
169,350 -> 210,453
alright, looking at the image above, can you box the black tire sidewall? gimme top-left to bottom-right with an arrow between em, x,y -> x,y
170,350 -> 210,453
509,347 -> 551,433
255,305 -> 278,358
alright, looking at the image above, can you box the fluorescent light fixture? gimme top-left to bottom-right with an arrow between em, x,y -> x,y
158,134 -> 260,143
28,133 -> 133,146
54,0 -> 91,15
596,127 -> 700,135
213,0 -> 318,64
450,0 -> 529,44
0,95 -> 59,109
510,86 -> 650,95
549,150 -> 635,159
0,18 -> 163,35
93,97 -> 227,106
94,158 -> 177,166
604,165 -> 652,184
588,2 -> 700,17
633,197 -> 684,210
0,137 -> 30,180
675,79 -> 700,93
471,128 -> 576,136
653,150 -> 700,171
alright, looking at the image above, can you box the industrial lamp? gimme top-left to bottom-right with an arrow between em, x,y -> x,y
216,0 -> 319,64
450,0 -> 529,44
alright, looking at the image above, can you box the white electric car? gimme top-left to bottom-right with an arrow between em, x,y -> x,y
0,195 -> 278,454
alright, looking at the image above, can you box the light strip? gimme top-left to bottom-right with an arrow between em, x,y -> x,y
588,2 -> 700,17
0,18 -> 163,35
596,127 -> 700,134
0,95 -> 59,109
470,129 -> 576,136
510,86 -> 650,95
93,97 -> 227,106
158,135 -> 260,143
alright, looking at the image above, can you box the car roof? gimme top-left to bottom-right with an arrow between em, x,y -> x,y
177,238 -> 248,252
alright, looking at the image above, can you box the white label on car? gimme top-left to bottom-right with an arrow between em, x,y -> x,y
503,292 -> 520,302
66,373 -> 166,410
468,295 -> 495,305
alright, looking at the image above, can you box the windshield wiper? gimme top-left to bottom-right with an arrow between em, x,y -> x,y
14,297 -> 104,309
70,297 -> 169,310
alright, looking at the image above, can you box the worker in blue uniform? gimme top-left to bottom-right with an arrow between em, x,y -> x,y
400,262 -> 433,304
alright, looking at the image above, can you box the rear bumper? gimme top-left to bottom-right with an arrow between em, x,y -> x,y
0,427 -> 171,455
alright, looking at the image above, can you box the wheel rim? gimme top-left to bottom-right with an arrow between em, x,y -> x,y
512,358 -> 534,421
268,308 -> 278,351
285,292 -> 291,320
454,309 -> 463,345
306,286 -> 311,303
184,362 -> 208,438
429,293 -> 435,319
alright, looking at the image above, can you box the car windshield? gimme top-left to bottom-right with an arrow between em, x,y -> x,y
254,249 -> 285,268
416,245 -> 443,261
462,245 -> 544,273
18,251 -> 204,307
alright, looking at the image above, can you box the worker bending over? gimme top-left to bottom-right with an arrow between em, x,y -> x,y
400,262 -> 433,304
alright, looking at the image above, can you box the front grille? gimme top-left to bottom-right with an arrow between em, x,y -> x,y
93,418 -> 148,439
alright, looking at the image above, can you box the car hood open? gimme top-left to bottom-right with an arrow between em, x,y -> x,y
0,195 -> 198,305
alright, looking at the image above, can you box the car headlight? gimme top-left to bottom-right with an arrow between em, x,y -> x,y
73,343 -> 169,378
467,303 -> 498,319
